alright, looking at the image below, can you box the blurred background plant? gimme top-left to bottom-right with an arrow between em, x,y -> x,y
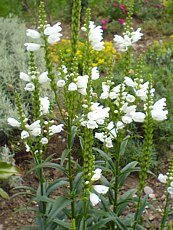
133,0 -> 165,21
0,145 -> 21,199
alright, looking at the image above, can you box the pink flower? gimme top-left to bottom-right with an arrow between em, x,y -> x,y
118,18 -> 125,25
113,3 -> 118,7
119,4 -> 126,10
101,19 -> 109,25
102,25 -> 108,30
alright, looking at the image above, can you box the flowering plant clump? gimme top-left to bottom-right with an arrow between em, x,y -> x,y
50,39 -> 120,69
100,1 -> 128,33
6,0 -> 171,229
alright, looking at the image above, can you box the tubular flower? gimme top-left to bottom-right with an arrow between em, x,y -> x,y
114,28 -> 143,52
26,29 -> 40,39
82,21 -> 104,51
44,22 -> 62,45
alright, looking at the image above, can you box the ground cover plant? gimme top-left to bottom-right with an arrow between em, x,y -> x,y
1,0 -> 173,229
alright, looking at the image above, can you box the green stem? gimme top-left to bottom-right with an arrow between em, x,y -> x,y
161,192 -> 170,230
67,118 -> 75,220
82,196 -> 87,230
133,195 -> 142,229
113,150 -> 120,213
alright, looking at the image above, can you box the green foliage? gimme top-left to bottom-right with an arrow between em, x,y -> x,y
0,0 -> 22,17
0,146 -> 21,187
145,38 -> 173,151
134,0 -> 166,21
0,0 -> 72,22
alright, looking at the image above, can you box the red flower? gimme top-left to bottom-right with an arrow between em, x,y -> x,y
102,25 -> 108,30
113,3 -> 118,7
101,19 -> 109,25
119,4 -> 126,10
118,18 -> 125,25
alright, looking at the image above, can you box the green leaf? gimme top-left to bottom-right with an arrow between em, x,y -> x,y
136,224 -> 146,230
26,162 -> 65,175
37,195 -> 54,204
79,136 -> 84,150
119,139 -> 128,156
89,217 -> 114,229
46,178 -> 68,196
0,187 -> 9,199
0,162 -> 20,180
135,195 -> 148,223
47,196 -> 71,221
53,219 -> 70,229
74,172 -> 83,192
117,189 -> 137,215
78,218 -> 84,230
13,185 -> 36,193
60,149 -> 70,166
93,148 -> 115,171
71,126 -> 78,146
118,161 -> 139,187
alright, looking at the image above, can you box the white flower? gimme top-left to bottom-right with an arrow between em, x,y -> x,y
126,94 -> 135,103
31,128 -> 41,137
21,130 -> 29,139
151,98 -> 168,121
49,124 -> 64,135
122,115 -> 132,124
131,28 -> 143,43
94,185 -> 109,194
38,71 -> 50,84
124,76 -> 135,87
7,118 -> 21,127
153,98 -> 166,110
78,88 -> 87,95
123,105 -> 136,116
95,132 -> 105,142
88,21 -> 104,51
26,29 -> 40,39
158,173 -> 168,183
151,109 -> 168,121
91,168 -> 102,181
44,22 -> 62,45
90,193 -> 101,206
24,43 -> 41,51
41,137 -> 48,144
105,137 -> 113,148
114,34 -> 132,52
168,187 -> 173,195
114,28 -> 143,52
24,83 -> 35,91
40,97 -> 50,115
91,67 -> 99,80
100,91 -> 109,99
68,82 -> 77,91
20,72 -> 31,82
102,82 -> 110,92
109,91 -> 117,100
47,33 -> 62,44
76,75 -> 88,89
132,112 -> 145,123
27,120 -> 40,131
44,22 -> 62,35
57,80 -> 66,87
135,89 -> 147,101
117,121 -> 124,130
87,120 -> 98,129
25,144 -> 30,152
